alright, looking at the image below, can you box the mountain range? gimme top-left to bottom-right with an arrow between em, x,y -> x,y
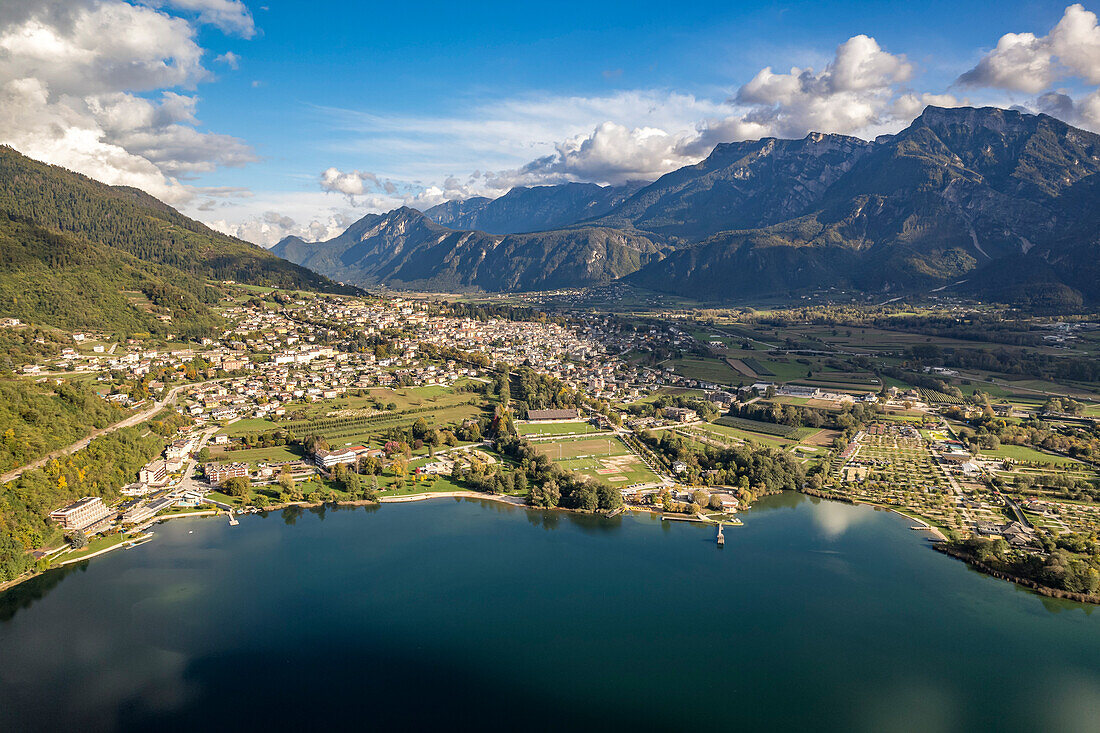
0,146 -> 357,339
274,106 -> 1100,307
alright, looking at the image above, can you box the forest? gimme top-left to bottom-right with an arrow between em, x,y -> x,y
0,380 -> 126,472
0,425 -> 168,583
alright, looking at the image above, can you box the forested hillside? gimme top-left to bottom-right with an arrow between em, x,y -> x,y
0,425 -> 169,583
0,214 -> 225,339
0,146 -> 359,337
0,380 -> 126,473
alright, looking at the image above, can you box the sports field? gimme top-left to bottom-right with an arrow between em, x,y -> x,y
535,435 -> 661,487
517,420 -> 598,437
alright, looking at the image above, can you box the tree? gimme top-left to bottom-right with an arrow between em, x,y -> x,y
221,475 -> 251,498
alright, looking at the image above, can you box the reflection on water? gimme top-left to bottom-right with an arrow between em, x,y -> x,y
0,563 -> 85,623
747,490 -> 807,513
811,499 -> 872,539
1,493 -> 1099,732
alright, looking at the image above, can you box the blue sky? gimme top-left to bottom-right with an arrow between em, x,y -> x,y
3,1 -> 1099,244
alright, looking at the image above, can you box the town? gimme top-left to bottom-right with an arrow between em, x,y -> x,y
2,285 -> 1098,600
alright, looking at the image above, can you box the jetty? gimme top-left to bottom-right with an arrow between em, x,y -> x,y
717,523 -> 725,547
228,511 -> 239,526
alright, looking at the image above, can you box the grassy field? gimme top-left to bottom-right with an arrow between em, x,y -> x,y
669,356 -> 739,384
978,444 -> 1080,465
221,418 -> 280,436
62,533 -> 130,562
517,420 -> 597,437
713,415 -> 815,440
209,444 -> 305,465
691,422 -> 794,449
535,435 -> 660,487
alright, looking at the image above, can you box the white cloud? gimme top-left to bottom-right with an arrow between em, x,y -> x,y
319,167 -> 380,197
353,34 -> 927,205
202,191 -> 387,247
0,1 -> 206,96
958,4 -> 1100,92
142,0 -> 256,38
0,0 -> 257,206
215,50 -> 240,69
733,34 -> 915,138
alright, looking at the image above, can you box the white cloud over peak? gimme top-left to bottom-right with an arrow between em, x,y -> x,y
329,33 -> 934,207
733,34 -> 915,138
958,4 -> 1100,92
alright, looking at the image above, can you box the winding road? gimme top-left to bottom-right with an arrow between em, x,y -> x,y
0,383 -> 195,485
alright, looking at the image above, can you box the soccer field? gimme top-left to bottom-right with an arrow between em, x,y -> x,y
536,436 -> 661,487
517,420 -> 595,437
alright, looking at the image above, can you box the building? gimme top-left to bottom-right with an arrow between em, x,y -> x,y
139,459 -> 168,487
706,390 -> 737,407
778,385 -> 821,399
313,448 -> 358,469
203,462 -> 250,484
527,408 -> 581,421
50,497 -> 112,531
664,407 -> 698,422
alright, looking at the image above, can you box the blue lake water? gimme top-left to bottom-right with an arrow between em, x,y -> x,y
2,493 -> 1099,732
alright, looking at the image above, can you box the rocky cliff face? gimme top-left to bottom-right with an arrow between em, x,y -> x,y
422,182 -> 642,234
272,206 -> 666,291
275,106 -> 1100,305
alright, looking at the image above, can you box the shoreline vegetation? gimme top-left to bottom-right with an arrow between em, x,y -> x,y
2,489 -> 1092,605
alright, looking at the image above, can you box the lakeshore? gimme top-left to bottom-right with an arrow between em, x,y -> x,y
2,488 -> 1091,608
3,493 -> 1099,732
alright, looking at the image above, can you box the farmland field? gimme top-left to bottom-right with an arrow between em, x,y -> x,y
209,444 -> 305,466
713,415 -> 815,440
670,357 -> 739,384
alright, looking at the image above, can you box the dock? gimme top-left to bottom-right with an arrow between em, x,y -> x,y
717,523 -> 725,547
228,511 -> 239,526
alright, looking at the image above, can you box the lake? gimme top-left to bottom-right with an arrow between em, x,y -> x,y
2,493 -> 1099,732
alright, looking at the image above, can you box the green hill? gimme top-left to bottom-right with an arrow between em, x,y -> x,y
0,146 -> 359,338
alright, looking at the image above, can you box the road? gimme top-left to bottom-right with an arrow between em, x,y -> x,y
0,382 -> 196,485
174,427 -> 219,494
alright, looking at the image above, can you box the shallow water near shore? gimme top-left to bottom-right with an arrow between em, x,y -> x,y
2,492 -> 1099,732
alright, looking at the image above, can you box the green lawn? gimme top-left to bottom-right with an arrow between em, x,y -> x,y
210,444 -> 305,465
978,444 -> 1079,465
518,421 -> 596,437
694,423 -> 793,449
221,418 -> 280,436
669,357 -> 739,384
62,533 -> 130,562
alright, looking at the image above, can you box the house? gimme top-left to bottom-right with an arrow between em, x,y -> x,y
672,461 -> 688,474
50,497 -> 112,531
712,493 -> 740,511
664,407 -> 698,422
778,385 -> 821,399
